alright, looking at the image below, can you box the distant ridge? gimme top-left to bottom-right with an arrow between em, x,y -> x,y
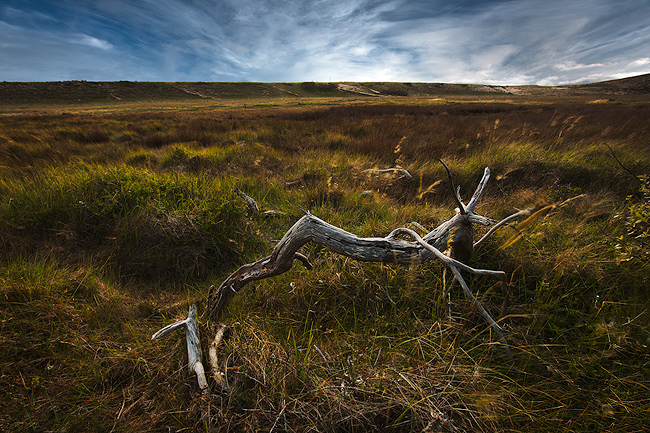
503,73 -> 650,97
577,73 -> 650,94
1,74 -> 649,105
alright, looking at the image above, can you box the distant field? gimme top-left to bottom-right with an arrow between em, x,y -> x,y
1,73 -> 649,106
1,89 -> 649,432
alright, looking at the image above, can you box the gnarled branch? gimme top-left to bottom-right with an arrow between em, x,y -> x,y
206,165 -> 522,358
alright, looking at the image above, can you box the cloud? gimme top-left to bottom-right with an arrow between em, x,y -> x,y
1,0 -> 650,83
75,34 -> 113,50
631,57 -> 650,67
555,61 -> 606,71
376,0 -> 650,84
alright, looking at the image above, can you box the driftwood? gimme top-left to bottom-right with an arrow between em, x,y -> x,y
152,304 -> 209,393
207,162 -> 525,358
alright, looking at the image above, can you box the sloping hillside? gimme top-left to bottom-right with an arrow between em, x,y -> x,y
1,74 -> 649,105
505,73 -> 650,97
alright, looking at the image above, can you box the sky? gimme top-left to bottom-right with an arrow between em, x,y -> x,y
1,0 -> 650,85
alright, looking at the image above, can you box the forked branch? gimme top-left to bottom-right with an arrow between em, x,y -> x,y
152,304 -> 209,393
388,227 -> 511,359
206,164 -> 522,358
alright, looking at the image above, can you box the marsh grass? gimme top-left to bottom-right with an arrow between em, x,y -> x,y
1,99 -> 649,432
0,164 -> 259,284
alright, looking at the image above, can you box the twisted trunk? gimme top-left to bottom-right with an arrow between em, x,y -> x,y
205,165 -> 523,359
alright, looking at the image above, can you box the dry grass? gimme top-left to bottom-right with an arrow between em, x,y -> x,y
1,97 -> 649,432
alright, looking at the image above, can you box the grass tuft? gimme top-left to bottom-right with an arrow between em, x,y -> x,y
1,165 -> 257,284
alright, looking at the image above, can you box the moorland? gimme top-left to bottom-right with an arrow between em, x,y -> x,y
1,77 -> 649,432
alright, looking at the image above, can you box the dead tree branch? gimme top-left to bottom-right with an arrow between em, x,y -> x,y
474,208 -> 532,249
206,164 -> 523,358
235,187 -> 260,214
208,323 -> 229,392
235,186 -> 286,217
152,304 -> 209,393
388,227 -> 512,359
363,168 -> 413,180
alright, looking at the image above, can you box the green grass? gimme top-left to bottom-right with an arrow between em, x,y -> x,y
1,164 -> 256,284
1,97 -> 649,432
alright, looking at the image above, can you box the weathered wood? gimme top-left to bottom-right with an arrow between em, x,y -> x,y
261,209 -> 287,217
235,187 -> 286,217
235,187 -> 260,214
387,227 -> 512,359
206,212 -> 448,321
152,304 -> 209,394
466,167 -> 491,212
362,167 -> 413,179
208,324 -> 229,391
474,208 -> 531,249
206,164 -> 524,358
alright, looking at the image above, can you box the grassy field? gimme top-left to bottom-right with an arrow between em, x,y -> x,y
2,75 -> 649,106
1,92 -> 649,432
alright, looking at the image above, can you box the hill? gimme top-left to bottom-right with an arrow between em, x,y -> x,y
1,74 -> 649,105
503,73 -> 650,97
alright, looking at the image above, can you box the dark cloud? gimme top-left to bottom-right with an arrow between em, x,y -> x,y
1,0 -> 649,84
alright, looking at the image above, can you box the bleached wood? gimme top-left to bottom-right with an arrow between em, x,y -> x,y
387,227 -> 512,359
152,304 -> 209,394
206,212 -> 457,321
185,305 -> 209,393
261,210 -> 286,217
206,164 -> 524,358
362,168 -> 413,179
235,187 -> 260,213
467,167 -> 491,212
151,319 -> 189,340
208,324 -> 229,391
236,187 -> 286,217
